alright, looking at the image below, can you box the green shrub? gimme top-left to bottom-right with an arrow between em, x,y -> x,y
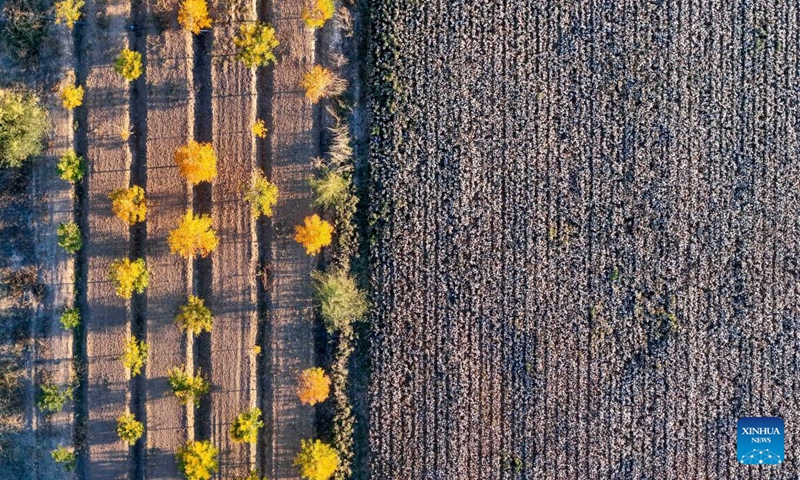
59,307 -> 80,329
114,48 -> 143,81
312,270 -> 368,334
37,383 -> 72,413
177,440 -> 218,480
57,222 -> 82,253
121,337 -> 149,376
175,295 -> 213,335
57,148 -> 85,182
51,445 -> 76,471
234,22 -> 279,68
230,407 -> 263,444
168,366 -> 209,405
117,412 -> 144,445
0,88 -> 49,167
245,170 -> 279,218
310,168 -> 350,210
1,0 -> 48,62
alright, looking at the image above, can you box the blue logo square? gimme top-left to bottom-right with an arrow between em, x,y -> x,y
738,417 -> 784,465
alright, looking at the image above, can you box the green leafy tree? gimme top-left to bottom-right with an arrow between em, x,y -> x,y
0,88 -> 49,168
177,440 -> 218,480
234,22 -> 279,68
121,336 -> 149,376
37,383 -> 73,413
230,407 -> 263,444
117,412 -> 144,445
51,445 -> 76,471
57,222 -> 82,253
168,366 -> 210,405
245,170 -> 279,218
114,48 -> 143,81
175,295 -> 213,335
312,270 -> 368,333
57,148 -> 86,182
310,168 -> 350,210
59,307 -> 80,329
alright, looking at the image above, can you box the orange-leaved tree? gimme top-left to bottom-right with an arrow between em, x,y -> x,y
174,140 -> 217,184
168,210 -> 218,259
300,65 -> 346,104
294,214 -> 333,255
294,439 -> 339,480
109,185 -> 146,226
108,258 -> 149,299
296,367 -> 330,406
178,0 -> 212,35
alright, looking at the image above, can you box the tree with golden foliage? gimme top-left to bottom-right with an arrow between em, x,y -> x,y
301,65 -> 346,104
114,48 -> 143,81
60,83 -> 83,110
301,0 -> 334,29
175,295 -> 213,334
168,210 -> 218,258
252,119 -> 267,138
174,140 -> 217,184
54,0 -> 84,29
109,185 -> 146,226
234,22 -> 279,68
296,367 -> 330,405
244,170 -> 279,218
294,439 -> 339,480
230,407 -> 263,444
121,336 -> 149,376
178,0 -> 212,35
108,258 -> 149,299
177,440 -> 218,480
294,214 -> 333,255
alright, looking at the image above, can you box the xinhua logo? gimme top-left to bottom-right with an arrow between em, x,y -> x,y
738,417 -> 784,465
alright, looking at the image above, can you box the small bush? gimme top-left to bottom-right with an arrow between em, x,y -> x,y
60,83 -> 83,109
168,210 -> 218,259
294,439 -> 339,480
300,65 -> 346,104
175,295 -> 213,334
251,119 -> 267,139
230,407 -> 263,444
301,0 -> 334,29
177,440 -> 218,480
234,22 -> 279,68
117,412 -> 144,445
59,307 -> 80,329
178,0 -> 211,35
310,169 -> 350,211
114,48 -> 143,81
121,336 -> 149,376
168,366 -> 209,405
56,148 -> 85,182
109,185 -> 146,225
312,270 -> 367,333
0,88 -> 49,167
57,222 -> 82,253
51,445 -> 76,472
295,214 -> 333,255
108,257 -> 149,299
37,383 -> 72,413
174,140 -> 216,184
54,0 -> 83,29
245,170 -> 279,219
296,367 -> 330,406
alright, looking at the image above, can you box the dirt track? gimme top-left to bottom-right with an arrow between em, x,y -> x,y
79,0 -> 135,475
369,0 -> 800,478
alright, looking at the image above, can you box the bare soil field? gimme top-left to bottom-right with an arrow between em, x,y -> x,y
368,0 -> 800,478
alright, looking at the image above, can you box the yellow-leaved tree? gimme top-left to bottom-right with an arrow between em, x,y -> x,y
168,210 -> 218,258
114,48 -> 143,81
108,258 -> 149,299
301,0 -> 334,29
294,214 -> 333,255
244,170 -> 279,218
109,185 -> 146,226
300,65 -> 346,104
174,140 -> 217,184
178,0 -> 212,35
177,440 -> 218,480
54,0 -> 84,29
294,439 -> 339,480
60,83 -> 84,110
296,367 -> 330,405
234,22 -> 279,68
